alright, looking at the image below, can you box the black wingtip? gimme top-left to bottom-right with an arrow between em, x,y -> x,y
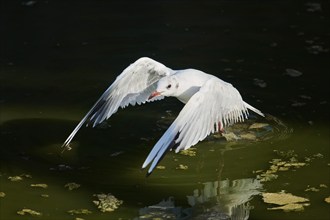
146,171 -> 152,178
141,166 -> 153,177
140,166 -> 151,177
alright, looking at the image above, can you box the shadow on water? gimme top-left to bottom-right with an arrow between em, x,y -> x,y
0,117 -> 148,181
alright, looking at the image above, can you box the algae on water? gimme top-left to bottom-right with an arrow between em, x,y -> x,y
17,208 -> 42,216
249,123 -> 270,129
156,165 -> 166,170
67,209 -> 92,215
31,183 -> 48,189
176,164 -> 189,170
325,196 -> 330,204
93,193 -> 123,212
179,148 -> 197,156
262,192 -> 310,212
64,182 -> 81,191
8,176 -> 23,182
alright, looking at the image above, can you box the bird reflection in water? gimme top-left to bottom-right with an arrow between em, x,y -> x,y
136,178 -> 262,220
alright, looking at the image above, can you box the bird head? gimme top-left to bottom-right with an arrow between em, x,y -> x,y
149,76 -> 179,99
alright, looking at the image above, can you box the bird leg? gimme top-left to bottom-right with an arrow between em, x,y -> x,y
218,122 -> 224,134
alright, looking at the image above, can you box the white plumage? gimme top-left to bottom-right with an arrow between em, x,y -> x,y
61,57 -> 264,175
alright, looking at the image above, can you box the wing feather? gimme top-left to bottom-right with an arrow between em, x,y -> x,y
62,57 -> 173,150
142,77 -> 264,175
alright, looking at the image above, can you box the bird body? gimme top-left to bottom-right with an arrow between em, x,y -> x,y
168,69 -> 215,103
61,57 -> 264,175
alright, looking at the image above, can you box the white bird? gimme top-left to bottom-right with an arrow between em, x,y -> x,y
61,57 -> 264,175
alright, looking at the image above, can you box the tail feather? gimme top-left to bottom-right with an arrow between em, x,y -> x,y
243,101 -> 264,117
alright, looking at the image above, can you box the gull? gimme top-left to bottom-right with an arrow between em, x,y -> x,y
61,57 -> 264,175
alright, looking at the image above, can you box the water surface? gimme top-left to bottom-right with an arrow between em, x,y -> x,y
1,0 -> 329,219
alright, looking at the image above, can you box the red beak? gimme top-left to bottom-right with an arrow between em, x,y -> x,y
148,91 -> 161,100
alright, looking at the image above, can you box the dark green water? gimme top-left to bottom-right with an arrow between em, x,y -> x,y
1,0 -> 329,219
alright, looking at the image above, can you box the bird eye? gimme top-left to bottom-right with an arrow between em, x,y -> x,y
166,84 -> 172,89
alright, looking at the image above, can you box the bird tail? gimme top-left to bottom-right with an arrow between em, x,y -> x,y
243,101 -> 265,117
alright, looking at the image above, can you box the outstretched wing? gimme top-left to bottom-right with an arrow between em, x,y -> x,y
142,77 -> 264,175
62,57 -> 173,150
